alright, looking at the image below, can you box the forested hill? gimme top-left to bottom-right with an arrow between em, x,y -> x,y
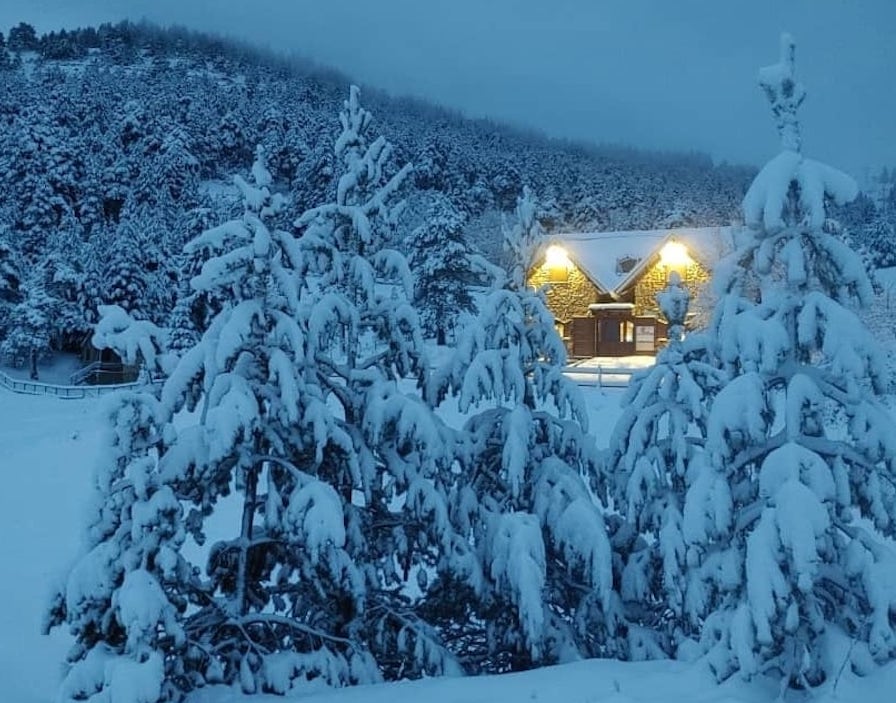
0,20 -> 753,354
0,20 -> 753,232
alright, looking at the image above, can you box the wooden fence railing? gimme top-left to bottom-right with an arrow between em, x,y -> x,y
0,370 -> 147,399
2,363 -> 636,400
560,365 -> 637,388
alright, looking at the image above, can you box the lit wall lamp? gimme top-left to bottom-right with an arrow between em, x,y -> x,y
545,245 -> 570,282
659,239 -> 692,270
545,245 -> 570,268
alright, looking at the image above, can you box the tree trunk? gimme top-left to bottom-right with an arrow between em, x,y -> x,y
235,464 -> 259,616
29,349 -> 38,380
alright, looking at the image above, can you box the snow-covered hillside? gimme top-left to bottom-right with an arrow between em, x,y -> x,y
4,387 -> 896,703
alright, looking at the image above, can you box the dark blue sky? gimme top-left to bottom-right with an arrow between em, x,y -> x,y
2,1 -> 893,182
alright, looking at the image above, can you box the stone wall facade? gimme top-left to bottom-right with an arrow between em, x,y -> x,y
528,260 -> 600,329
528,254 -> 712,333
633,258 -> 710,318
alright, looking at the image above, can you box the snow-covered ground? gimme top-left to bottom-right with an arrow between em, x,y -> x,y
0,391 -> 103,703
187,653 -> 896,703
569,356 -> 657,370
3,386 -> 896,703
564,356 -> 656,387
0,351 -> 83,385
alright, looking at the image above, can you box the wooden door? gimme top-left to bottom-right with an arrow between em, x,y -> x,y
570,317 -> 597,358
597,317 -> 636,356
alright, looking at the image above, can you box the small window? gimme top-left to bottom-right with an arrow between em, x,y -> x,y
619,320 -> 634,343
616,255 -> 640,274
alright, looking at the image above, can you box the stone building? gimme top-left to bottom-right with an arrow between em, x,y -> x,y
527,227 -> 736,357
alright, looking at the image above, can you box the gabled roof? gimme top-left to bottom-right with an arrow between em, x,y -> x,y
548,226 -> 738,297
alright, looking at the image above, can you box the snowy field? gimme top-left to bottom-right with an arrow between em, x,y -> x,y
0,391 -> 104,703
3,386 -> 896,703
0,351 -> 83,385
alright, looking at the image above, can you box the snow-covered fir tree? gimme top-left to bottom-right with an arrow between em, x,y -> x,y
0,236 -> 21,340
293,86 -> 473,680
407,196 -> 476,345
686,34 -> 896,687
101,224 -> 152,320
0,272 -> 56,378
430,186 -> 617,671
47,149 -> 376,701
44,388 -> 186,703
157,147 -> 383,693
603,273 -> 725,656
0,236 -> 19,303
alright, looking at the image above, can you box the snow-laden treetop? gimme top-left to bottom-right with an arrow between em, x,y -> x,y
758,32 -> 805,154
743,34 -> 858,233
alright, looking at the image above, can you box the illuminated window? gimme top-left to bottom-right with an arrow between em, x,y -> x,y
619,320 -> 634,343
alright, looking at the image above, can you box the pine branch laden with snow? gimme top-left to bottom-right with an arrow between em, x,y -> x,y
603,276 -> 727,656
92,304 -> 173,377
684,35 -> 896,688
428,186 -> 616,671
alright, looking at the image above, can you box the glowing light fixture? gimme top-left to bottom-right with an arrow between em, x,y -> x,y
545,245 -> 570,268
659,239 -> 692,269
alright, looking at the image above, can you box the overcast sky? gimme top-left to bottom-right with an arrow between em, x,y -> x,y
1,1 -> 893,182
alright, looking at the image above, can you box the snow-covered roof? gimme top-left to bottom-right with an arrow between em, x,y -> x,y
548,226 -> 738,297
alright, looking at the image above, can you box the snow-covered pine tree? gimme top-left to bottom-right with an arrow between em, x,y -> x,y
0,235 -> 19,304
44,388 -> 187,703
33,222 -> 96,351
102,224 -> 152,320
0,31 -> 11,70
686,34 -> 896,687
47,149 -> 376,702
0,236 -> 21,341
294,86 -> 472,679
407,196 -> 476,346
603,273 -> 725,657
0,272 -> 56,378
156,147 -> 382,693
430,186 -> 616,671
